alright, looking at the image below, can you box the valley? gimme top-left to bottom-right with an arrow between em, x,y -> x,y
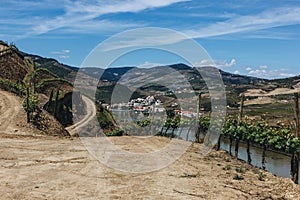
1,40 -> 300,199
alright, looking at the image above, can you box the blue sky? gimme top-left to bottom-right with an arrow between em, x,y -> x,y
1,0 -> 300,79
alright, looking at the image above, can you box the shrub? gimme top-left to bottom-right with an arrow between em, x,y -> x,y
223,165 -> 231,170
105,129 -> 124,137
235,166 -> 245,174
233,174 -> 244,180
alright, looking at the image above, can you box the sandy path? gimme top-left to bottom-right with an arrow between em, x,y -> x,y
0,90 -> 23,132
66,95 -> 97,136
0,90 -> 48,137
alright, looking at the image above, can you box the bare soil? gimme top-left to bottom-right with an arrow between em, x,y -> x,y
0,90 -> 68,137
0,136 -> 300,199
244,97 -> 275,106
1,90 -> 300,199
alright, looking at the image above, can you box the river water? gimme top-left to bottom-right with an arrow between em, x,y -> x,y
219,137 -> 299,183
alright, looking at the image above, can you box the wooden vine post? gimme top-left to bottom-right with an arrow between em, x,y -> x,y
53,88 -> 60,118
294,93 -> 299,137
238,95 -> 245,124
151,103 -> 156,134
292,93 -> 299,183
194,93 -> 202,143
26,87 -> 30,123
235,94 -> 245,158
47,89 -> 54,111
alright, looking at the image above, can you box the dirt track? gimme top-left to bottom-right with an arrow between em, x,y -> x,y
66,95 -> 97,136
0,90 -> 21,132
1,90 -> 300,199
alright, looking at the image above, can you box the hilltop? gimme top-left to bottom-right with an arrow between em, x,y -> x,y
21,52 -> 267,86
23,50 -> 300,90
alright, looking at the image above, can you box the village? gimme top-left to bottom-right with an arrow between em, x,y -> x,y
101,94 -> 198,119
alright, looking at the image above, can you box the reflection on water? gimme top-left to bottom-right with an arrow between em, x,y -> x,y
220,137 -> 298,183
177,127 -> 194,141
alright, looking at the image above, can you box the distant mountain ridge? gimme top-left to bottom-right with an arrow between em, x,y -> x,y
21,52 -> 78,81
21,51 -> 300,110
23,52 -> 300,94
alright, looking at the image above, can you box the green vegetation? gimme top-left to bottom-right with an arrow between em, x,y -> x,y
96,83 -> 140,104
26,55 -> 74,78
105,128 -> 124,136
233,174 -> 244,180
223,165 -> 231,170
145,112 -> 300,156
0,42 -> 19,54
34,67 -> 58,78
155,116 -> 181,138
96,104 -> 118,135
22,93 -> 39,113
0,78 -> 26,95
221,118 -> 299,154
137,118 -> 151,127
235,166 -> 245,174
258,171 -> 266,181
36,78 -> 73,89
244,103 -> 294,120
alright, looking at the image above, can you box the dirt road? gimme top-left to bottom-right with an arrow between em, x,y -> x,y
66,95 -> 97,136
0,90 -> 64,137
0,90 -> 300,199
0,90 -> 21,132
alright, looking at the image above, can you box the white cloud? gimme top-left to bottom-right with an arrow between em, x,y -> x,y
59,55 -> 70,59
30,0 -> 189,36
248,69 -> 267,76
99,27 -> 191,51
50,49 -> 70,59
246,67 -> 252,71
66,0 -> 190,14
184,7 -> 300,39
193,59 -> 213,67
51,49 -> 71,55
224,59 -> 236,67
193,58 -> 236,68
233,70 -> 240,74
137,61 -> 161,68
2,1 -> 300,42
259,65 -> 268,69
0,0 -> 189,40
247,65 -> 296,79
